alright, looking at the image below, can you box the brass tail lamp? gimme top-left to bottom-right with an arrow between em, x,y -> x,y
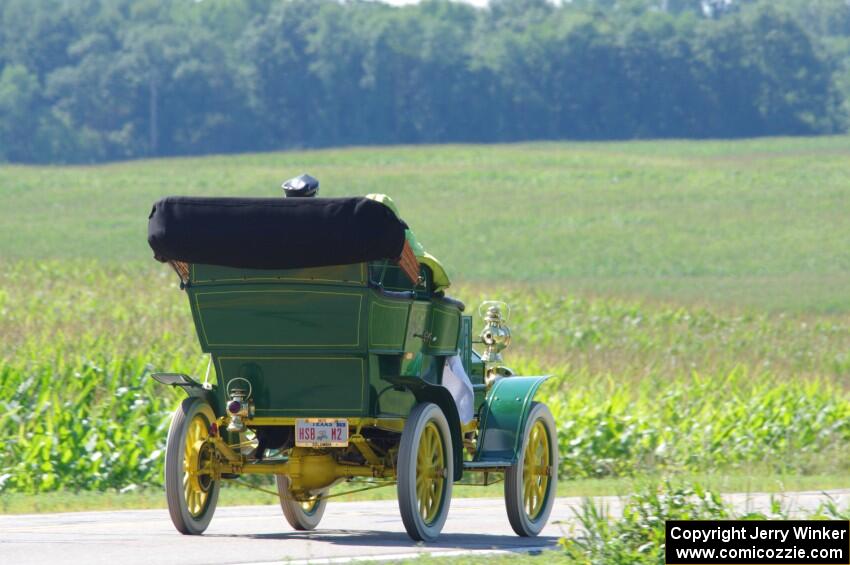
225,378 -> 253,433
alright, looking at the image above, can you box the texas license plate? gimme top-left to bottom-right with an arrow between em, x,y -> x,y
295,419 -> 349,447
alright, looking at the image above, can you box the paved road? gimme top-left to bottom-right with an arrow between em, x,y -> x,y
2,491 -> 848,565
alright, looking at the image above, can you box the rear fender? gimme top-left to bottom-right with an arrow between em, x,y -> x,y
473,376 -> 550,464
385,371 -> 464,482
151,373 -> 221,417
411,383 -> 464,482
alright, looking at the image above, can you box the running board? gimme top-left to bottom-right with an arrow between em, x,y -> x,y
464,460 -> 513,470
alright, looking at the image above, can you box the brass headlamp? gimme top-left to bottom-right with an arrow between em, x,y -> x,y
479,301 -> 513,388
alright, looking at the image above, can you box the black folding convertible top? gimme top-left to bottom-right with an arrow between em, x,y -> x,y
147,196 -> 408,270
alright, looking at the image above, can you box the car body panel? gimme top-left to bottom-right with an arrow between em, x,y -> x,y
184,262 -> 462,422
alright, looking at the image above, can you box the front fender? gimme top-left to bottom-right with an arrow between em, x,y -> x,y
473,376 -> 550,464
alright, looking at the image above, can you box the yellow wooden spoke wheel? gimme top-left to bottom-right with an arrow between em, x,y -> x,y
398,402 -> 453,542
416,422 -> 446,523
522,420 -> 550,518
165,398 -> 220,535
505,402 -> 558,537
276,474 -> 328,530
183,415 -> 214,516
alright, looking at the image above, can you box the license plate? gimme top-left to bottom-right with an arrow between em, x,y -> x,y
295,419 -> 349,447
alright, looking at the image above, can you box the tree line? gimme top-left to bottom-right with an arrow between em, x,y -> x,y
1,0 -> 849,163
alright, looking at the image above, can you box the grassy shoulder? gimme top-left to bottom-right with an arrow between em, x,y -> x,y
4,473 -> 848,515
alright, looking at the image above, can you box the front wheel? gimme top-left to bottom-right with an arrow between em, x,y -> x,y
165,397 -> 220,535
504,402 -> 558,536
276,475 -> 328,530
397,402 -> 453,542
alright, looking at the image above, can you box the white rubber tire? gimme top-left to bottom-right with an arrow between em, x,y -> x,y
504,402 -> 558,537
397,402 -> 453,542
276,474 -> 328,530
165,397 -> 220,535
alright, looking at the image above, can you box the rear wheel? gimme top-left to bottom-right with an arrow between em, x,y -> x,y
397,402 -> 453,542
504,402 -> 558,536
165,397 -> 220,535
276,475 -> 328,530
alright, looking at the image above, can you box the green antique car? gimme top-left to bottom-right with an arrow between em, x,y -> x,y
147,178 -> 558,542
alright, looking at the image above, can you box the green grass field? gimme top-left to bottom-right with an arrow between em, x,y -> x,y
2,137 -> 850,509
3,137 -> 850,310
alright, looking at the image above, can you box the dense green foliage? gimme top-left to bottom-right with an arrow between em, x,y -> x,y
562,480 -> 850,564
3,138 -> 850,312
550,372 -> 850,479
2,0 -> 850,163
2,262 -> 850,493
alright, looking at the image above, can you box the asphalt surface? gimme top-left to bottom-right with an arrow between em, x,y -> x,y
2,491 -> 849,565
